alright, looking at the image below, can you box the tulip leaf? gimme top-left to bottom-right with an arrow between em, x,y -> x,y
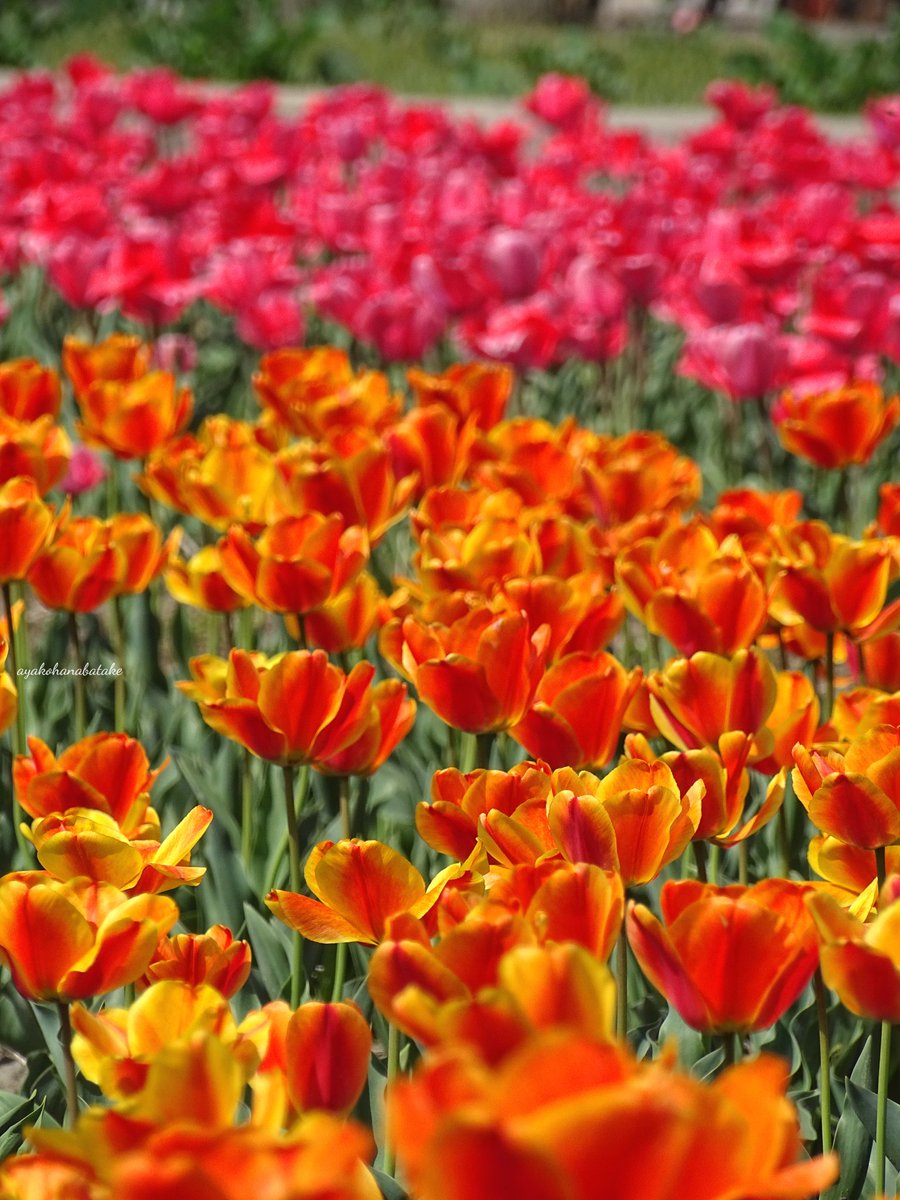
824,1035 -> 874,1200
845,1079 -> 900,1171
371,1168 -> 408,1200
243,902 -> 291,1003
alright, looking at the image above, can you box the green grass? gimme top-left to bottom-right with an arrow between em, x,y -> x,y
8,5 -> 780,107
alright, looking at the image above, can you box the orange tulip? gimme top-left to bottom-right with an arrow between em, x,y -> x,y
807,888 -> 900,1022
582,430 -> 702,527
253,346 -> 401,438
616,523 -> 767,656
380,608 -> 549,734
417,762 -> 552,861
14,733 -> 164,837
0,873 -> 177,1001
0,358 -> 61,421
165,545 -> 250,613
774,382 -> 899,469
647,648 -> 777,757
407,362 -> 512,431
511,651 -> 642,770
70,979 -> 244,1100
708,486 -> 803,542
27,514 -> 177,611
217,513 -> 368,616
865,632 -> 900,691
0,412 -> 71,494
387,404 -> 480,497
877,482 -> 900,537
271,429 -> 416,545
62,333 -> 150,399
412,517 -> 535,595
138,416 -> 276,531
808,835 -> 900,899
179,648 -> 378,768
301,572 -> 383,654
768,527 -> 895,640
315,679 -> 416,777
793,725 -> 900,849
0,476 -> 55,583
29,804 -> 212,895
388,1032 -> 837,1200
267,838 -> 445,945
549,760 -> 702,886
18,1034 -> 380,1200
0,633 -> 15,737
281,1001 -> 372,1116
497,574 -> 624,659
75,370 -> 192,460
628,879 -> 819,1033
140,924 -> 252,996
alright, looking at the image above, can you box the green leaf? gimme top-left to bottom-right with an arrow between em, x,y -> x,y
243,903 -> 290,1003
846,1078 -> 900,1171
371,1168 -> 408,1200
824,1035 -> 875,1200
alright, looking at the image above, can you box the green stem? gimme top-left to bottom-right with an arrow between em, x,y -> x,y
238,604 -> 254,650
383,1021 -> 401,1177
338,775 -> 352,843
777,806 -> 791,879
351,775 -> 370,840
2,583 -> 26,758
283,764 -> 303,1008
241,748 -> 253,871
56,1002 -> 79,1128
813,969 -> 832,1157
824,631 -> 835,723
68,613 -> 86,740
616,920 -> 629,1040
876,844 -> 887,892
708,844 -> 720,886
738,840 -> 749,887
722,1030 -> 742,1067
110,595 -> 127,732
692,840 -> 708,884
459,731 -> 478,774
877,1020 -> 893,1196
295,613 -> 307,650
331,942 -> 347,1003
475,732 -> 493,771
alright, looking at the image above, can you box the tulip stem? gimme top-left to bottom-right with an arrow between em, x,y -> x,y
331,942 -> 347,1003
459,731 -> 477,774
56,1002 -> 79,1128
383,1021 -> 401,1177
616,922 -> 629,1041
692,841 -> 708,884
352,776 -> 370,839
295,613 -> 307,650
708,845 -> 720,886
283,764 -> 303,1008
476,733 -> 493,771
238,605 -> 254,650
722,1031 -> 742,1067
876,1020 -> 893,1196
68,613 -> 87,740
339,775 -> 351,841
737,840 -> 749,887
110,595 -> 126,732
241,748 -> 253,871
824,632 -> 835,723
777,807 -> 791,879
813,969 -> 832,1156
876,845 -> 887,892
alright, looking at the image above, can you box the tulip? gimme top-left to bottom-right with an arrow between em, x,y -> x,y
58,445 -> 106,497
0,873 -> 177,1002
0,413 -> 71,494
0,477 -> 55,584
511,652 -> 642,771
549,759 -> 702,887
628,879 -> 819,1033
380,609 -> 549,735
388,1032 -> 837,1200
217,513 -> 368,618
302,572 -> 383,654
14,732 -> 163,837
165,545 -> 250,613
267,838 -> 445,945
315,680 -> 416,778
140,924 -> 252,997
773,382 -> 899,469
407,362 -> 512,431
793,725 -> 900,851
0,359 -> 61,421
75,370 -> 193,460
281,1001 -> 372,1116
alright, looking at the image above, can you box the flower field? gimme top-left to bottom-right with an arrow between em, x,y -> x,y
0,56 -> 898,1199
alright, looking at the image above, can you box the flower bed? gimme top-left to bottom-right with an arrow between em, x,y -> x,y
0,60 -> 896,1200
